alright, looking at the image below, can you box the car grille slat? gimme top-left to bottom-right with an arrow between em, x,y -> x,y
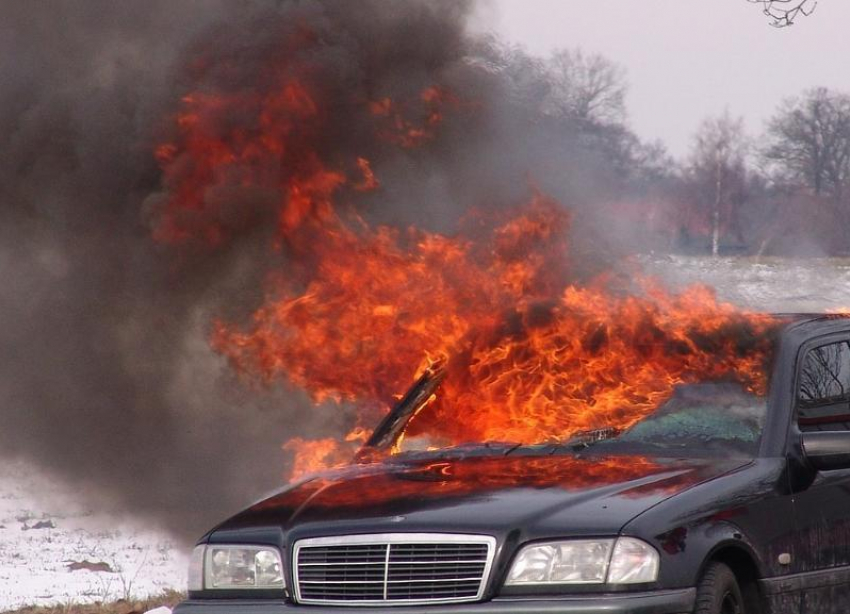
299,569 -> 386,582
294,534 -> 495,606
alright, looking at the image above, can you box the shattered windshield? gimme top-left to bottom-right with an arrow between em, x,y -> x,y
601,382 -> 766,455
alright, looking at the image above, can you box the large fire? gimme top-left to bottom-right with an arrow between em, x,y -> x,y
153,71 -> 779,481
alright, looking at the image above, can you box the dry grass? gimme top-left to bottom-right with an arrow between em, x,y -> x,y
2,590 -> 185,614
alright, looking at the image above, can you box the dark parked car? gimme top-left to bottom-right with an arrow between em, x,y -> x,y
176,314 -> 850,614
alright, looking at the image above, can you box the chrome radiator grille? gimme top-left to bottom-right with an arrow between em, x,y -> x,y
293,534 -> 496,606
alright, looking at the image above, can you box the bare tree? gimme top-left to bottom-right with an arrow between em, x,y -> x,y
799,342 -> 850,405
473,38 -> 550,111
543,49 -> 627,126
747,0 -> 817,27
763,88 -> 850,201
688,112 -> 750,256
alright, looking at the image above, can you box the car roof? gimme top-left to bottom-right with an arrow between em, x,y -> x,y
774,312 -> 850,339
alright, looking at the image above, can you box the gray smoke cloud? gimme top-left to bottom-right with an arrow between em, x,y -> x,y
0,0 -> 633,543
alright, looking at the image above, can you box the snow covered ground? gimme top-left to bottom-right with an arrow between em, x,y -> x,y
642,255 -> 850,313
0,460 -> 187,611
2,256 -> 849,610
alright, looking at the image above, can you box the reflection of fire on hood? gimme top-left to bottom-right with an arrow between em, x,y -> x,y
250,455 -> 683,513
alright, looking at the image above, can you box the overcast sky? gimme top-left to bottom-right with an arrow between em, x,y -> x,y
473,0 -> 850,158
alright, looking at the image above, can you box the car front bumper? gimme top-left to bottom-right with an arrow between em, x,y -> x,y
174,588 -> 696,614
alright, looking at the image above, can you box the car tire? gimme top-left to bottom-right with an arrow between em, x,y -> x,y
694,561 -> 746,614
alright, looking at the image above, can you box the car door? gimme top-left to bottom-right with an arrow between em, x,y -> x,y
789,335 -> 850,614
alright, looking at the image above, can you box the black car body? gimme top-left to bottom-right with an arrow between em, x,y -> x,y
176,314 -> 850,614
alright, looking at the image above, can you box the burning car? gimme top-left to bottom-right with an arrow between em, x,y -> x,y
175,313 -> 850,614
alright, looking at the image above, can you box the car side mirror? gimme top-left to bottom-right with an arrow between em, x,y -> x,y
802,431 -> 850,471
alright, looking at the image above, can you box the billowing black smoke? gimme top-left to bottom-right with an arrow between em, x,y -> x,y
0,0 -> 632,542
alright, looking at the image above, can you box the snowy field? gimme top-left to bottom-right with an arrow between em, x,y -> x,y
3,256 -> 850,610
0,460 -> 187,611
643,255 -> 850,313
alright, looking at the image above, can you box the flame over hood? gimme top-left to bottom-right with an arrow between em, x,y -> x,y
151,21 -> 779,482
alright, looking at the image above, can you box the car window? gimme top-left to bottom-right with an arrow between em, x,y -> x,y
797,340 -> 850,432
615,382 -> 766,456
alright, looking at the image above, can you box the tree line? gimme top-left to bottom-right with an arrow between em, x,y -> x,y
663,86 -> 850,257
486,43 -> 850,257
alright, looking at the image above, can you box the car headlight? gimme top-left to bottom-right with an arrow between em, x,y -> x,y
188,544 -> 285,590
607,537 -> 659,584
506,537 -> 658,586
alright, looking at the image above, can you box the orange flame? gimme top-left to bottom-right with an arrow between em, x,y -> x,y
370,86 -> 455,148
151,80 -> 328,247
354,157 -> 379,192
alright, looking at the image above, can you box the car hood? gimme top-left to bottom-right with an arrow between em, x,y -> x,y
209,452 -> 751,544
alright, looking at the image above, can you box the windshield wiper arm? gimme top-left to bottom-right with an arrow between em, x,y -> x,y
563,426 -> 623,450
359,360 -> 447,455
411,441 -> 524,459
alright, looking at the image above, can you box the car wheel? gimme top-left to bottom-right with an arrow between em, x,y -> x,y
694,561 -> 745,614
